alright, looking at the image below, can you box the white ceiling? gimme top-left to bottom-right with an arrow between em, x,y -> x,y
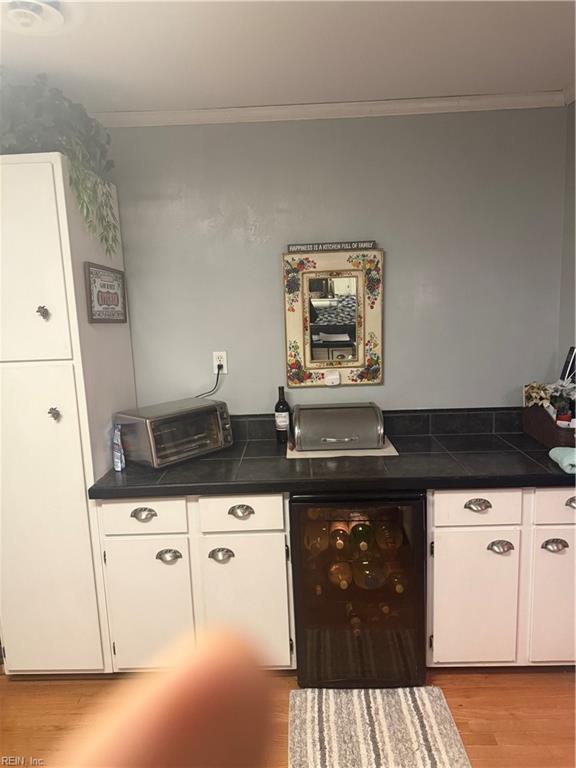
2,1 -> 574,119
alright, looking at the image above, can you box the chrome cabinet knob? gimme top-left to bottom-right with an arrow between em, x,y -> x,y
48,407 -> 61,421
155,548 -> 182,565
208,547 -> 235,564
487,539 -> 515,555
36,305 -> 50,320
565,497 -> 576,510
541,538 -> 570,553
228,504 -> 255,521
464,498 -> 493,513
130,507 -> 158,523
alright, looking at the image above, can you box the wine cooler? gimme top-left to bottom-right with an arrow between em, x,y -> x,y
290,492 -> 426,688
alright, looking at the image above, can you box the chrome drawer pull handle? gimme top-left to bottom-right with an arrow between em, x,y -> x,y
565,497 -> 576,510
130,507 -> 158,523
228,504 -> 255,520
487,539 -> 515,555
320,436 -> 359,443
155,548 -> 182,565
464,498 -> 492,513
208,547 -> 235,564
48,407 -> 61,421
36,305 -> 50,320
541,538 -> 570,553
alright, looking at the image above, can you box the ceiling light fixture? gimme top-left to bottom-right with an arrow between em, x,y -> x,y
4,0 -> 65,35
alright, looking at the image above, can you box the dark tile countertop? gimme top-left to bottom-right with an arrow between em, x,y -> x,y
89,430 -> 573,500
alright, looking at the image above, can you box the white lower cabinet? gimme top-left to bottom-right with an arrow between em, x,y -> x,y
98,494 -> 293,671
530,527 -> 575,662
430,488 -> 575,666
103,536 -> 194,670
433,528 -> 520,663
195,532 -> 292,667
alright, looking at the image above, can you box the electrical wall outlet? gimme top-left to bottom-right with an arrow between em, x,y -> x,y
212,351 -> 228,374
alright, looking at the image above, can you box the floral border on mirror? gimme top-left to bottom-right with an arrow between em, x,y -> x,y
283,249 -> 384,387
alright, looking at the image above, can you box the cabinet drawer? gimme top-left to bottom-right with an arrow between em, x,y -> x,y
434,489 -> 522,526
198,495 -> 284,533
100,498 -> 187,535
534,489 -> 576,525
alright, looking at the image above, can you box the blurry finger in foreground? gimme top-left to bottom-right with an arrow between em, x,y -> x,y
57,631 -> 271,768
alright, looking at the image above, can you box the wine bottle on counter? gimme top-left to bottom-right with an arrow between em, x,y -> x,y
328,561 -> 353,590
330,521 -> 350,553
274,386 -> 290,444
349,514 -> 373,554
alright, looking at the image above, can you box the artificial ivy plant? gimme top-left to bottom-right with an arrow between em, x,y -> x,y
0,70 -> 119,256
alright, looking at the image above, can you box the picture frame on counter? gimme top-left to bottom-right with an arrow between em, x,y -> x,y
84,262 -> 127,323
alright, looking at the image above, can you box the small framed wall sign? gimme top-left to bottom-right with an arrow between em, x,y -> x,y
84,262 -> 127,323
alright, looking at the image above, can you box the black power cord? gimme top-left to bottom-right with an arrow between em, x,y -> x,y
195,363 -> 224,398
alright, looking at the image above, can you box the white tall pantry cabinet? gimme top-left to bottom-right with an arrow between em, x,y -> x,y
0,153 -> 136,673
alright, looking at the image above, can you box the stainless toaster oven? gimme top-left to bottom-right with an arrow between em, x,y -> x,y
114,398 -> 233,468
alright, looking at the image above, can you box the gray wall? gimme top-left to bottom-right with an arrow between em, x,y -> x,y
111,108 -> 567,414
559,102 -> 575,366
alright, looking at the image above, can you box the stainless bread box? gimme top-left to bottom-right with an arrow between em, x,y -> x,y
293,403 -> 384,451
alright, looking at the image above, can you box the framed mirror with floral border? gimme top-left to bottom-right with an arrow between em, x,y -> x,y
283,249 -> 384,387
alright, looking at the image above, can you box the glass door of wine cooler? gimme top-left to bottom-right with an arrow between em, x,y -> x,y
290,493 -> 426,688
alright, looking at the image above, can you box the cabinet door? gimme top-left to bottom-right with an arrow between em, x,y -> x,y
0,363 -> 103,671
530,527 -> 575,662
433,528 -> 520,663
104,537 -> 194,670
1,162 -> 71,361
197,532 -> 291,666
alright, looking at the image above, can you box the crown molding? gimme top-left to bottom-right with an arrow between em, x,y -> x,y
94,91 -> 567,129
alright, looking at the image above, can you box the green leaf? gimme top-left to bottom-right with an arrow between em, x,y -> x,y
2,68 -> 119,255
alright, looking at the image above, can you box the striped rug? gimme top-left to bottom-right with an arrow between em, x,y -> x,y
289,687 -> 471,768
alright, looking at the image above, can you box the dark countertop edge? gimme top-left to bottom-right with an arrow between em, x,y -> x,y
88,473 -> 573,500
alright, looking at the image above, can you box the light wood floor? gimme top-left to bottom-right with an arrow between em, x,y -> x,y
0,668 -> 574,767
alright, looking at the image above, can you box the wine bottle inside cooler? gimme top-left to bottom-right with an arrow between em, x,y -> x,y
352,554 -> 386,590
305,560 -> 325,597
349,514 -> 373,554
374,519 -> 403,552
274,386 -> 290,444
328,561 -> 353,590
303,521 -> 330,555
384,560 -> 408,594
329,521 -> 350,553
345,602 -> 362,637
